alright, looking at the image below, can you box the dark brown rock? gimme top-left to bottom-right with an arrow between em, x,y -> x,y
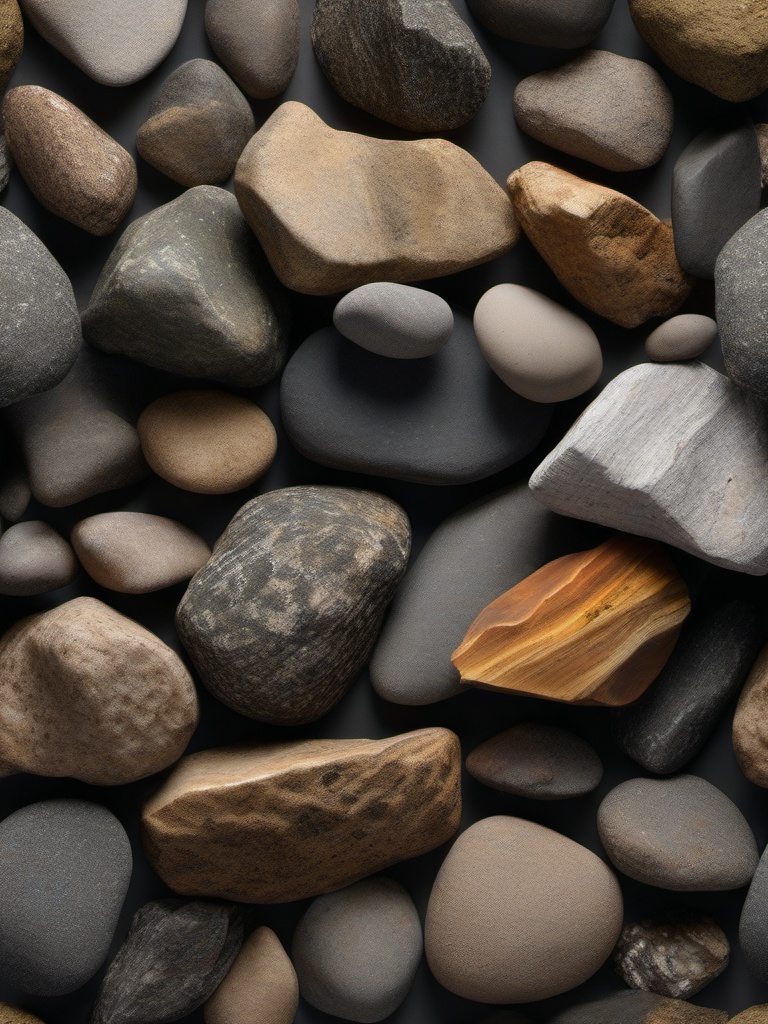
614,914 -> 729,998
0,0 -> 22,92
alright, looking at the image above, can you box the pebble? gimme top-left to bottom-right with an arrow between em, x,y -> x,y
466,723 -> 603,799
741,843 -> 768,984
176,486 -> 410,724
733,643 -> 768,788
597,775 -> 758,891
137,390 -> 277,494
614,914 -> 729,998
466,0 -> 614,47
549,991 -> 729,1024
233,102 -> 519,295
0,799 -> 131,996
425,815 -> 623,1002
72,512 -> 211,594
205,0 -> 299,99
514,50 -> 673,172
0,1006 -> 45,1024
280,314 -> 551,485
473,283 -> 603,402
3,86 -> 137,236
0,596 -> 198,785
311,0 -> 490,132
0,466 -> 30,521
0,0 -> 22,91
136,59 -> 256,187
333,283 -> 454,359
83,186 -> 290,387
645,314 -> 718,362
0,131 -> 11,192
204,927 -> 298,1024
292,877 -> 422,1022
0,521 -> 78,596
142,729 -> 461,903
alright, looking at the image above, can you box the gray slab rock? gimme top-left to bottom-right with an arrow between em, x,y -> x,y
0,521 -> 78,596
466,0 -> 615,47
205,0 -> 299,99
333,283 -> 454,359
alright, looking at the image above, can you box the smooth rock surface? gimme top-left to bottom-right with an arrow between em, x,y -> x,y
0,0 -> 22,92
333,283 -> 454,359
549,991 -> 729,1024
205,0 -> 299,99
732,643 -> 768,789
741,843 -> 768,985
645,314 -> 718,362
614,914 -> 729,998
466,0 -> 614,47
204,927 -> 298,1024
0,521 -> 78,596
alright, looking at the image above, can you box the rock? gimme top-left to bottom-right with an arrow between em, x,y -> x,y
136,59 -> 256,187
84,187 -> 289,387
204,927 -> 298,1024
741,843 -> 768,984
425,815 -> 623,1002
480,1015 -> 532,1024
3,86 -> 137,236
0,466 -> 30,521
333,283 -> 454,359
234,102 -> 519,295
0,131 -> 11,192
530,361 -> 768,575
0,0 -> 22,91
614,914 -> 729,998
292,877 -> 422,1022
465,0 -> 614,47
142,729 -> 461,903
205,0 -> 299,99
280,314 -> 551,485
452,535 -> 690,706
508,162 -> 692,328
466,723 -> 603,799
0,1006 -> 45,1024
0,799 -> 131,996
645,314 -> 718,362
549,991 -> 729,1024
757,124 -> 768,186
473,283 -> 603,402
311,0 -> 490,132
176,487 -> 410,724
597,775 -> 758,891
90,900 -> 244,1024
732,1009 -> 768,1024
72,512 -> 211,594
137,390 -> 277,494
513,50 -> 673,172
0,521 -> 78,596
0,596 -> 198,785
731,642 -> 768,788
17,0 -> 187,87
0,207 -> 81,408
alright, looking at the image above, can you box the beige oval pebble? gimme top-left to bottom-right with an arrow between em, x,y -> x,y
205,927 -> 299,1024
645,314 -> 718,362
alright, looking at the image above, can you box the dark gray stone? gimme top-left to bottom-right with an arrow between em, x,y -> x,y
205,0 -> 299,99
548,990 -> 728,1024
333,283 -> 454,359
466,0 -> 615,48
0,521 -> 78,596
740,842 -> 768,984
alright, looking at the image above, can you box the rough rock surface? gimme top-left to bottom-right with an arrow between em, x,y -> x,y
466,0 -> 614,47
0,521 -> 78,596
333,283 -> 454,359
0,131 -> 11,192
205,0 -> 299,99
204,927 -> 298,1024
0,0 -> 22,92
741,843 -> 768,985
732,1009 -> 768,1024
732,643 -> 768,788
549,991 -> 729,1024
645,314 -> 718,362
614,914 -> 729,998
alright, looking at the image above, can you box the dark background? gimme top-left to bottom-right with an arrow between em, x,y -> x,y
1,0 -> 768,1020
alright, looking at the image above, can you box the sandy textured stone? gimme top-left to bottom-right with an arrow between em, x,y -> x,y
0,1005 -> 45,1024
0,521 -> 78,596
205,0 -> 299,99
731,1009 -> 768,1024
645,315 -> 718,362
466,0 -> 614,47
204,927 -> 298,1024
614,914 -> 729,998
333,283 -> 454,359
549,991 -> 729,1024
0,0 -> 22,92
733,644 -> 768,788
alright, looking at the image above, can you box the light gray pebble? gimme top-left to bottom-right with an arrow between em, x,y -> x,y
334,283 -> 453,359
645,315 -> 718,362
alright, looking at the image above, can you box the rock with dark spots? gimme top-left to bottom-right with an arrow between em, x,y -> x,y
333,283 -> 454,359
0,132 -> 12,192
83,186 -> 289,387
741,843 -> 768,985
466,0 -> 614,47
204,927 -> 299,1024
176,487 -> 410,725
0,0 -> 22,92
0,521 -> 78,596
614,914 -> 729,998
549,991 -> 729,1024
645,315 -> 718,363
205,0 -> 299,99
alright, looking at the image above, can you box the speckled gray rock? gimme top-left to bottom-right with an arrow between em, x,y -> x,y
645,314 -> 718,362
0,521 -> 78,596
333,283 -> 454,359
205,0 -> 299,99
83,186 -> 289,387
0,799 -> 131,996
514,50 -> 673,172
549,991 -> 729,1024
740,842 -> 768,984
597,775 -> 758,891
466,0 -> 615,47
614,914 -> 729,998
177,486 -> 410,725
0,132 -> 11,193
292,877 -> 422,1022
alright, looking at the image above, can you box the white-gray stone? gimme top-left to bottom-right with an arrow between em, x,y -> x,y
333,283 -> 453,359
645,315 -> 718,363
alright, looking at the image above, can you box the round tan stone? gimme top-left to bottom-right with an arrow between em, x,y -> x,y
204,927 -> 298,1024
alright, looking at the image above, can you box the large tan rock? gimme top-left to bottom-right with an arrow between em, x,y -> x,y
204,927 -> 298,1024
734,644 -> 768,787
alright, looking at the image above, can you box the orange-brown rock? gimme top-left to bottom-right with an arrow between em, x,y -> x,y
507,161 -> 692,328
0,0 -> 22,92
451,535 -> 690,707
142,729 -> 461,903
204,927 -> 298,1024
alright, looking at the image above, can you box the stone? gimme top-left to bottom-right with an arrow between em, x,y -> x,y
645,315 -> 718,362
292,877 -> 422,1022
0,466 -> 30,521
280,314 -> 551,485
452,535 -> 690,707
466,723 -> 603,799
0,206 -> 81,408
465,0 -> 614,47
513,50 -> 673,172
757,124 -> 768,186
614,914 -> 729,998
731,643 -> 768,788
141,729 -> 461,903
0,132 -> 11,193
425,815 -> 623,1002
136,59 -> 256,187
530,361 -> 768,575
0,0 -> 22,92
0,799 -> 131,996
137,390 -> 277,494
0,596 -> 198,785
311,0 -> 490,132
549,991 -> 729,1024
71,512 -> 211,594
84,186 -> 289,386
741,843 -> 768,984
176,487 -> 410,724
3,86 -> 137,236
473,283 -> 603,402
0,1006 -> 45,1024
597,775 -> 758,891
0,521 -> 78,596
732,1010 -> 768,1024
205,0 -> 299,99
90,900 -> 244,1024
18,0 -> 187,87
204,927 -> 298,1024
480,1015 -> 532,1024
234,102 -> 519,295
333,283 -> 454,359
508,162 -> 692,328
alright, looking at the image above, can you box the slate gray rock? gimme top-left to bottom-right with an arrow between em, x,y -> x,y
0,521 -> 78,596
311,0 -> 490,132
83,186 -> 289,387
0,132 -> 11,193
466,0 -> 615,47
740,842 -> 768,985
333,283 -> 454,359
205,0 -> 299,99
549,990 -> 729,1024
645,314 -> 718,362
280,314 -> 551,485
177,486 -> 410,725
0,799 -> 131,996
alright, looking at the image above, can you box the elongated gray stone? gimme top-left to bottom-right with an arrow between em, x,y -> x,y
466,0 -> 615,48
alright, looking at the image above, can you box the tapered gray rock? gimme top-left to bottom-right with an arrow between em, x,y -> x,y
645,314 -> 718,362
205,0 -> 299,99
614,914 -> 729,998
0,521 -> 78,596
333,283 -> 454,359
549,991 -> 728,1024
466,0 -> 614,47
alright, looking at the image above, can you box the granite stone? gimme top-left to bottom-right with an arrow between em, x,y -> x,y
614,914 -> 729,998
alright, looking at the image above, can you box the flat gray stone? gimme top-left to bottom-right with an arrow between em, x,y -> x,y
0,521 -> 78,596
466,0 -> 615,47
333,283 -> 453,359
205,0 -> 299,99
645,314 -> 718,362
740,841 -> 768,984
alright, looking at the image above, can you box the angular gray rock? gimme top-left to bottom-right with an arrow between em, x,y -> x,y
645,314 -> 718,362
466,0 -> 615,47
333,283 -> 454,359
740,842 -> 768,984
205,0 -> 299,99
0,521 -> 78,596
549,990 -> 729,1024
614,914 -> 729,998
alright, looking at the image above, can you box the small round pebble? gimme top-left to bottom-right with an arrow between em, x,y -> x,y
645,314 -> 718,362
333,283 -> 454,359
205,926 -> 299,1024
0,521 -> 78,596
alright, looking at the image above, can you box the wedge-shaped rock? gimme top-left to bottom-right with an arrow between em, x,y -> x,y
142,729 -> 462,903
234,102 -> 518,295
530,361 -> 768,574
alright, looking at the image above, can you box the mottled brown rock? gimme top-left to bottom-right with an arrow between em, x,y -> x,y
0,0 -> 22,92
614,914 -> 729,998
142,729 -> 462,903
205,927 -> 298,1024
733,643 -> 768,788
0,1005 -> 45,1024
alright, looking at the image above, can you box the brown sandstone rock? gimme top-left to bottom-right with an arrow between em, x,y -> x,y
731,1008 -> 768,1024
733,644 -> 768,788
0,1005 -> 45,1024
204,927 -> 299,1024
0,0 -> 22,92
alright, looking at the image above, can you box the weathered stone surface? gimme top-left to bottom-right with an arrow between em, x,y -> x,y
0,521 -> 78,596
466,0 -> 614,47
333,283 -> 454,359
732,642 -> 768,788
0,132 -> 11,193
614,914 -> 729,998
741,843 -> 768,985
234,102 -> 518,295
0,0 -> 22,92
732,1008 -> 768,1024
204,927 -> 298,1024
0,1005 -> 45,1024
757,124 -> 768,186
549,991 -> 729,1024
205,0 -> 299,99
645,314 -> 718,362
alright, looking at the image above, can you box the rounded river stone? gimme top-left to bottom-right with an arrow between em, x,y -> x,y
0,0 -> 23,93
645,314 -> 718,362
204,927 -> 299,1024
466,0 -> 615,47
0,521 -> 78,596
205,0 -> 299,99
333,283 -> 454,359
741,842 -> 768,985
